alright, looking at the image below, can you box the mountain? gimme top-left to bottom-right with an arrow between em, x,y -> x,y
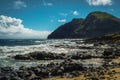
48,11 -> 120,39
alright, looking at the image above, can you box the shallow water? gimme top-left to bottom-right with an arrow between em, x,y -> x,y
0,39 -> 102,69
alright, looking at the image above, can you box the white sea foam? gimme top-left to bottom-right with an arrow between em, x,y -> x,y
0,39 -> 95,68
0,39 -> 91,57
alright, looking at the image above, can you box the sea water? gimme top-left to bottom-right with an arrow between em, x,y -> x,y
0,39 -> 101,69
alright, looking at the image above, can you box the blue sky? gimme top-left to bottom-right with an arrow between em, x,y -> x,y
0,0 -> 120,39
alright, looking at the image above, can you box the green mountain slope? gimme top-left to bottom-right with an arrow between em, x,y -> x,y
48,11 -> 120,39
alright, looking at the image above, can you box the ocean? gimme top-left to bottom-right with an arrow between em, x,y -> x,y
0,39 -> 100,69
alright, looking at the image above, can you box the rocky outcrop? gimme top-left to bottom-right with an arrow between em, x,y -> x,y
0,59 -> 84,80
48,11 -> 120,39
13,51 -> 66,60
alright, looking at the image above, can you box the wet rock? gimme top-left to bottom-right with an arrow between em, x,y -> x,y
10,76 -> 21,80
17,70 -> 31,79
70,71 -> 80,77
1,67 -> 13,72
55,69 -> 63,75
33,68 -> 42,76
13,51 -> 66,60
31,76 -> 42,80
0,76 -> 9,80
89,77 -> 99,80
10,71 -> 18,77
71,54 -> 82,59
114,49 -> 120,56
60,59 -> 83,72
19,66 -> 27,71
14,55 -> 30,60
103,49 -> 113,56
70,53 -> 92,59
61,71 -> 80,78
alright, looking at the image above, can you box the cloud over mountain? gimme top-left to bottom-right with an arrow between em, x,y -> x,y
0,15 -> 51,39
73,11 -> 79,16
86,0 -> 112,6
58,19 -> 67,23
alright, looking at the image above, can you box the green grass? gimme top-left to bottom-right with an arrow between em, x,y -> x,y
105,33 -> 120,38
91,12 -> 116,20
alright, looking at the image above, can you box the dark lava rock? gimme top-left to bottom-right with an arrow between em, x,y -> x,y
71,53 -> 92,59
13,51 -> 65,60
103,49 -> 113,56
62,71 -> 80,78
10,76 -> 21,80
89,77 -> 99,80
60,59 -> 83,72
114,49 -> 120,56
1,57 -> 86,79
1,67 -> 13,72
0,76 -> 9,80
31,76 -> 42,80
14,55 -> 31,60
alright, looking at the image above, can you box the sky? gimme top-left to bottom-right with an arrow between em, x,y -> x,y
0,0 -> 120,39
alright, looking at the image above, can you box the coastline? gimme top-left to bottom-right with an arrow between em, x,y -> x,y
0,39 -> 120,80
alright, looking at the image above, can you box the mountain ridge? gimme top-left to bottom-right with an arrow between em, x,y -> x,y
48,11 -> 120,39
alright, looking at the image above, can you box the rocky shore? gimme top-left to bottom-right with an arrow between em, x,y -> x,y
0,38 -> 120,80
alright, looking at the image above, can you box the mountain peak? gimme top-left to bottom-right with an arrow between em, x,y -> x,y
87,11 -> 117,20
48,11 -> 120,39
71,18 -> 84,22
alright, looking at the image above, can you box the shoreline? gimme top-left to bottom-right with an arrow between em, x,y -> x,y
0,39 -> 120,80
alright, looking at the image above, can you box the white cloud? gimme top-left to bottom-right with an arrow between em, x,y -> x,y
73,11 -> 79,16
42,0 -> 53,6
46,3 -> 53,6
0,15 -> 51,39
59,13 -> 68,17
86,0 -> 112,6
13,0 -> 27,9
58,19 -> 67,23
